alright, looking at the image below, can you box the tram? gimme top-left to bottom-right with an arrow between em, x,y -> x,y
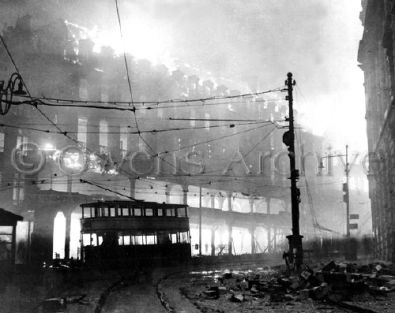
80,200 -> 191,267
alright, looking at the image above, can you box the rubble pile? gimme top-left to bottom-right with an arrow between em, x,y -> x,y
182,262 -> 395,312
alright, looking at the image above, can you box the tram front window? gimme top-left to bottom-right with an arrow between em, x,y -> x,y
179,232 -> 189,243
82,233 -> 98,246
178,207 -> 186,217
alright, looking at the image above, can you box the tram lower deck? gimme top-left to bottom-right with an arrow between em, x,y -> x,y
80,200 -> 191,267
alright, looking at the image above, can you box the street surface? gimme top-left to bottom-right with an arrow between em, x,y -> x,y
2,260 -> 395,313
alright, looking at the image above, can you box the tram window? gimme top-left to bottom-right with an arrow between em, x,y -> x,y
157,208 -> 163,216
92,234 -> 98,246
117,207 -> 122,216
123,236 -> 130,245
102,207 -> 109,217
146,208 -> 153,216
146,235 -> 156,244
110,207 -> 116,217
171,233 -> 177,244
168,208 -> 175,217
122,208 -> 129,216
90,208 -> 95,218
134,235 -> 143,245
98,236 -> 103,245
95,207 -> 100,217
82,233 -> 98,246
179,232 -> 189,243
82,234 -> 90,246
178,207 -> 186,217
134,208 -> 142,216
118,235 -> 130,245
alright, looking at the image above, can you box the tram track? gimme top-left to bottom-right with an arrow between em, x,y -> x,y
94,279 -> 125,313
155,272 -> 180,313
91,266 -> 176,313
153,259 -> 282,313
93,269 -> 140,313
153,260 -> 383,313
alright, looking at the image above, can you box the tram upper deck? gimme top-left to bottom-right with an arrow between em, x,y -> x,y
80,200 -> 191,266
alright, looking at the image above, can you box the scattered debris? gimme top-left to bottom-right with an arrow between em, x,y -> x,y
41,297 -> 67,313
65,294 -> 87,304
185,260 -> 395,312
230,293 -> 244,302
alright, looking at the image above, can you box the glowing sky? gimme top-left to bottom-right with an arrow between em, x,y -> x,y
0,0 -> 366,151
80,0 -> 367,151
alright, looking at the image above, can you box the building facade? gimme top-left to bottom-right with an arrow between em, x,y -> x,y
359,0 -> 395,262
1,14 -> 364,263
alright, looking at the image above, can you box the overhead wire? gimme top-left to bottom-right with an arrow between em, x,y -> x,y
0,120 -> 270,136
10,94 -> 284,113
153,122 -> 278,157
183,124 -> 278,180
18,88 -> 283,107
80,179 -> 141,201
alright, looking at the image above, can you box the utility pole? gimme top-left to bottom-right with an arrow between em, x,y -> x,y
283,72 -> 303,270
199,185 -> 202,256
320,145 -> 350,237
344,145 -> 350,237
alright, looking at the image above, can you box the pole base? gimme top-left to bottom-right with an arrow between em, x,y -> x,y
286,234 -> 304,270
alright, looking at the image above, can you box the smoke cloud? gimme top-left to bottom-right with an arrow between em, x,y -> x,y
0,0 -> 365,149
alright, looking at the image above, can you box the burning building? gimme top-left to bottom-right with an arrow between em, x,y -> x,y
0,14 -> 368,265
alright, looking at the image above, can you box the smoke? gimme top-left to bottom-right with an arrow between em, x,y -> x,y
0,0 -> 365,149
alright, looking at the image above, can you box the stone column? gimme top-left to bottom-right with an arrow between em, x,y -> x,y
266,198 -> 272,253
182,186 -> 188,205
250,226 -> 256,254
227,192 -> 233,212
67,175 -> 72,193
64,211 -> 72,259
165,184 -> 172,203
31,211 -> 57,264
218,195 -> 225,210
228,224 -> 233,255
129,178 -> 136,199
11,224 -> 16,265
210,194 -> 215,208
211,228 -> 216,256
249,197 -> 255,213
